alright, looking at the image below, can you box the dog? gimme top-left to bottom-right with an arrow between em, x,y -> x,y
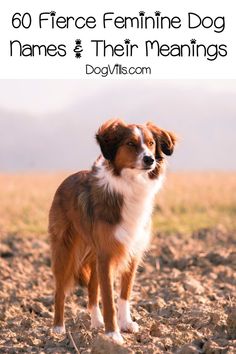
49,119 -> 176,344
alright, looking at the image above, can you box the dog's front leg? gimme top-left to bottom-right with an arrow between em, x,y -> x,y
118,257 -> 139,333
97,254 -> 124,344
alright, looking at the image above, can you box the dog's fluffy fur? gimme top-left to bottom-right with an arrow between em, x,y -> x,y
49,119 -> 176,343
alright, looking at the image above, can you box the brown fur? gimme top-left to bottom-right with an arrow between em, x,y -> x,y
49,171 -> 126,331
146,121 -> 177,157
49,119 -> 176,334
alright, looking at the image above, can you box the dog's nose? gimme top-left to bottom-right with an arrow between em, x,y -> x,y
143,155 -> 154,166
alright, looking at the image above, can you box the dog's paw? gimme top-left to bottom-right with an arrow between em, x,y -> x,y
117,299 -> 139,333
91,317 -> 104,329
52,325 -> 66,335
106,330 -> 124,344
119,320 -> 139,333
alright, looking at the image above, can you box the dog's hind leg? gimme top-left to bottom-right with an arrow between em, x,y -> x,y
53,283 -> 66,334
88,261 -> 104,329
51,230 -> 77,334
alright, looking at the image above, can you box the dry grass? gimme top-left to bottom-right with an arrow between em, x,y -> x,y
0,172 -> 236,238
0,173 -> 66,238
155,172 -> 236,234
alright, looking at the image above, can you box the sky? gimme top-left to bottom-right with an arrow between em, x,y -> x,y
0,79 -> 235,171
1,79 -> 236,116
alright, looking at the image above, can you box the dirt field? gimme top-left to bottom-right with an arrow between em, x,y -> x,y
0,173 -> 236,353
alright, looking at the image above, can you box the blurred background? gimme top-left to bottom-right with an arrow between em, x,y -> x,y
0,80 -> 236,236
0,79 -> 236,172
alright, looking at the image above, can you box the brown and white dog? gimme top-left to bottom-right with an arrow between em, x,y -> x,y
49,119 -> 176,344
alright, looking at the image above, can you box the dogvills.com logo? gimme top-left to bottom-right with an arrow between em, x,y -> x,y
85,63 -> 151,77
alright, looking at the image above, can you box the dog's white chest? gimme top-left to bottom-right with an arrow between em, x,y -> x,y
95,162 -> 165,256
115,196 -> 152,256
114,172 -> 164,256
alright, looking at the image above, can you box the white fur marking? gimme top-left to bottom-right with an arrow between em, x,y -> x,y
52,325 -> 65,335
90,305 -> 104,329
134,127 -> 155,169
106,330 -> 124,344
118,298 -> 132,323
133,126 -> 141,138
95,158 -> 165,257
114,169 -> 165,256
118,298 -> 139,333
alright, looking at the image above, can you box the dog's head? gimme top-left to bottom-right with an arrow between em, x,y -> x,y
96,119 -> 176,174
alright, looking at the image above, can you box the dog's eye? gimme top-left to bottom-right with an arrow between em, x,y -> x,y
127,141 -> 136,147
149,141 -> 154,146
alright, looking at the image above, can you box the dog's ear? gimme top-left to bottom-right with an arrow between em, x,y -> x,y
96,119 -> 127,160
146,121 -> 177,156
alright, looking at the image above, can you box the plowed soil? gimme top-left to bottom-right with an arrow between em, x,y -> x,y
1,227 -> 236,353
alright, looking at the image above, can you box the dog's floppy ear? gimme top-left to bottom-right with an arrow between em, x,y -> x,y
146,121 -> 177,156
96,119 -> 127,160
